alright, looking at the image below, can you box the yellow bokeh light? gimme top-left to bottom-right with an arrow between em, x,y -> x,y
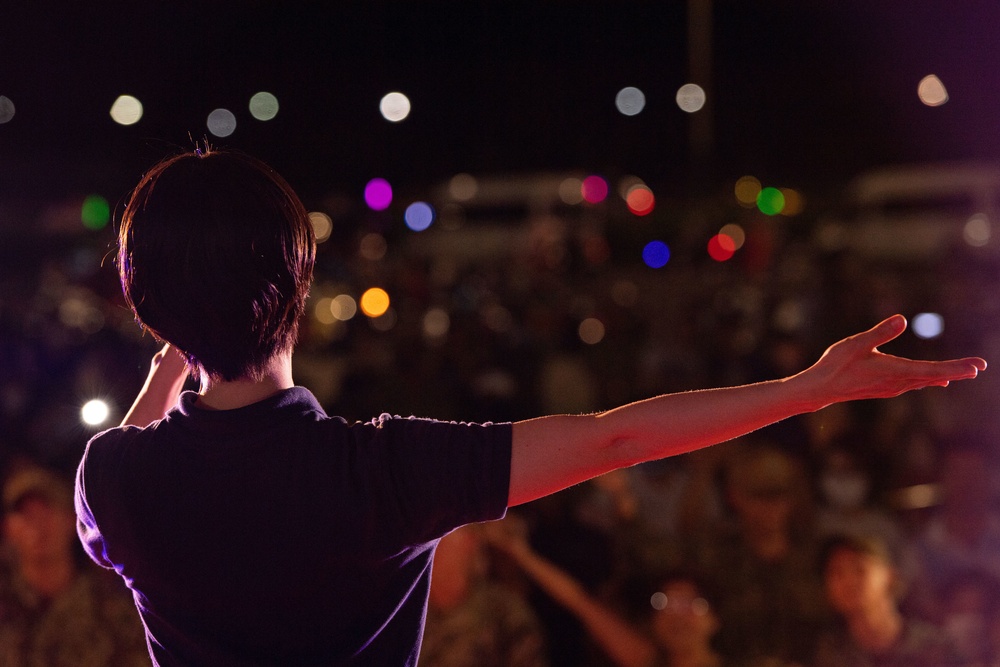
719,223 -> 746,250
779,188 -> 804,216
308,211 -> 333,242
314,297 -> 337,324
360,288 -> 391,318
330,294 -> 357,321
558,178 -> 584,205
734,176 -> 761,207
110,95 -> 143,126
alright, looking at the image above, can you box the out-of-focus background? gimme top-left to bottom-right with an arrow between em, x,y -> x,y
2,3 -> 1000,663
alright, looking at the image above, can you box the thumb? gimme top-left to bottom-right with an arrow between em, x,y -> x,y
854,314 -> 907,350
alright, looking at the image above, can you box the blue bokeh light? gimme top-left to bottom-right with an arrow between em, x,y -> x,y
642,240 -> 670,268
404,201 -> 435,231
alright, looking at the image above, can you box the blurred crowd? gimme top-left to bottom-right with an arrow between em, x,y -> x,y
1,185 -> 999,665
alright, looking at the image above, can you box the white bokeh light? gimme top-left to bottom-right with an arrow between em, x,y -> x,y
0,96 -> 14,124
207,108 -> 237,137
676,83 -> 706,113
912,312 -> 944,339
615,87 -> 646,116
963,213 -> 991,247
379,92 -> 411,122
81,399 -> 111,426
249,91 -> 280,121
110,95 -> 143,125
918,74 -> 949,107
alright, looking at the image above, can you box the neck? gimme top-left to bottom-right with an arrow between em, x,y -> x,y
847,601 -> 903,652
197,352 -> 294,410
21,557 -> 76,599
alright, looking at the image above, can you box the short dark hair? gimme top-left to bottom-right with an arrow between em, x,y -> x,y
118,149 -> 315,381
819,533 -> 894,573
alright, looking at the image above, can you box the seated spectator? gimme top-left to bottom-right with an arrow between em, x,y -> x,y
419,524 -> 548,667
813,534 -> 960,667
0,462 -> 149,666
938,569 -> 1000,665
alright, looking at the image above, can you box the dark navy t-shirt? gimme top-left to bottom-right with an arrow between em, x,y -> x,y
75,388 -> 512,666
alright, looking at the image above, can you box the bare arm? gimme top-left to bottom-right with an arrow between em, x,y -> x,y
510,315 -> 986,506
121,344 -> 190,427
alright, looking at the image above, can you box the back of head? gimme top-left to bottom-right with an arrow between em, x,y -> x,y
118,149 -> 315,381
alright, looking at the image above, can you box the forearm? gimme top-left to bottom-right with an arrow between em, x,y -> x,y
507,547 -> 656,667
121,345 -> 189,427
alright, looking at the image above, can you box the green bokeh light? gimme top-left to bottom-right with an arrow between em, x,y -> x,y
81,195 -> 110,230
756,187 -> 785,216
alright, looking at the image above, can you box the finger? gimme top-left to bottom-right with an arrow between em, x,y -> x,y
880,354 -> 984,381
853,314 -> 907,350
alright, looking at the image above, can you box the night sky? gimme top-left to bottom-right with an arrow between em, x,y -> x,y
1,2 -> 999,210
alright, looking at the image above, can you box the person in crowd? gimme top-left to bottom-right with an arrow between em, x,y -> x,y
685,441 -> 825,665
937,569 -> 1000,666
484,516 -> 725,667
0,462 -> 149,666
419,524 -> 547,667
74,147 -> 985,666
813,533 -> 960,667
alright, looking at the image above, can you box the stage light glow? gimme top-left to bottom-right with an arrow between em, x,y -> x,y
364,178 -> 392,211
359,233 -> 387,261
578,318 -> 606,345
360,288 -> 390,318
918,74 -> 948,107
626,186 -> 655,216
423,307 -> 451,339
308,211 -> 333,243
248,91 -> 279,121
0,96 -> 14,124
642,240 -> 670,268
331,294 -> 357,321
380,92 -> 411,122
676,83 -> 706,113
708,234 -> 736,261
207,108 -> 237,137
559,177 -> 584,205
615,86 -> 646,116
756,187 -> 785,215
964,213 -> 991,247
404,202 -> 435,231
449,173 -> 478,201
719,224 -> 746,250
81,399 -> 110,426
735,176 -> 761,207
779,188 -> 804,216
581,175 -> 608,204
81,195 -> 110,230
912,312 -> 944,339
109,95 -> 143,125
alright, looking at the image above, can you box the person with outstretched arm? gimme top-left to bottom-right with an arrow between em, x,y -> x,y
75,148 -> 986,667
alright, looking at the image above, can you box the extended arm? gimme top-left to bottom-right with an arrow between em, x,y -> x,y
510,315 -> 986,506
121,344 -> 189,427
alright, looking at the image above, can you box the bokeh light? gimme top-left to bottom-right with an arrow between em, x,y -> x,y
708,234 -> 736,261
449,173 -> 478,201
559,177 -> 584,205
650,592 -> 668,611
756,187 -> 785,215
734,176 -> 761,208
719,224 -> 746,250
207,108 -> 237,137
379,92 -> 411,122
963,213 -> 991,247
423,307 -> 451,340
626,186 -> 655,216
581,175 -> 608,204
611,280 -> 639,308
779,188 -> 804,216
912,312 -> 944,339
81,399 -> 110,426
0,96 -> 14,124
676,83 -> 706,113
615,87 -> 646,116
330,294 -> 357,321
308,211 -> 333,243
81,195 -> 110,230
364,178 -> 393,211
314,297 -> 337,325
360,287 -> 391,318
642,240 -> 671,268
359,233 -> 387,261
578,318 -> 606,345
370,308 -> 398,332
249,91 -> 279,121
404,202 -> 435,231
918,74 -> 948,107
109,95 -> 143,125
